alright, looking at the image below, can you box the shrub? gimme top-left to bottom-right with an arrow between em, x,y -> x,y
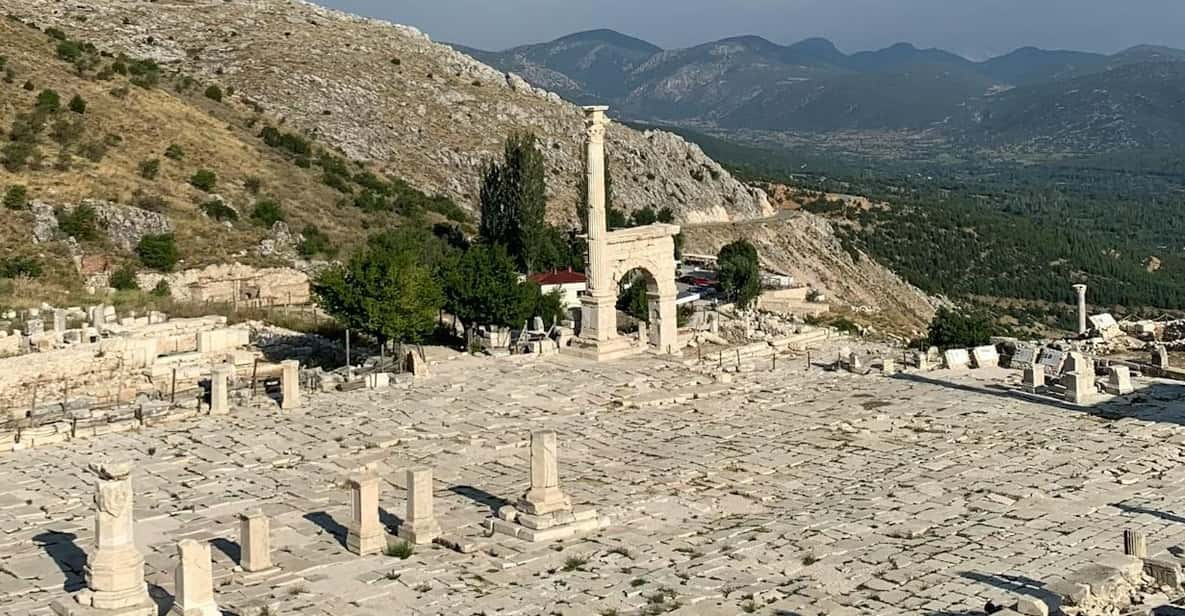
131,191 -> 169,212
150,279 -> 171,297
110,266 -> 139,290
203,84 -> 222,102
298,224 -> 335,257
250,199 -> 285,227
258,126 -> 311,157
201,198 -> 238,222
0,256 -> 42,279
383,541 -> 414,559
35,89 -> 61,113
138,158 -> 160,179
56,203 -> 101,241
3,185 -> 27,210
244,176 -> 262,194
44,27 -> 67,41
1,141 -> 37,172
22,80 -> 34,91
67,94 -> 86,114
189,169 -> 216,192
164,143 -> 184,160
136,233 -> 179,271
49,118 -> 84,145
79,139 -> 109,162
55,40 -> 82,62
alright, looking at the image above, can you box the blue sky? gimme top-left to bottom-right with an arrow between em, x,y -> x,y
317,0 -> 1185,59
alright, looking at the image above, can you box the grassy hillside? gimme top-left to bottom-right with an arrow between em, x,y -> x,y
0,17 -> 464,306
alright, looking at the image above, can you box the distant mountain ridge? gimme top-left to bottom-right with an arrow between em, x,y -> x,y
454,31 -> 1185,159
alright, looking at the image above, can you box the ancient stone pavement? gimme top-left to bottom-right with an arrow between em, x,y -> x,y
4,347 -> 1185,615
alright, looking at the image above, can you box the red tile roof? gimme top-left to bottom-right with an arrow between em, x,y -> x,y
529,269 -> 587,285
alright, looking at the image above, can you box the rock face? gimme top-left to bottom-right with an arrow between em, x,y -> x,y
137,263 -> 310,306
29,199 -> 172,250
682,211 -> 937,335
6,0 -> 772,224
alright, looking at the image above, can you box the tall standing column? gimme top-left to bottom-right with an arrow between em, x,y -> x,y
1073,284 -> 1088,336
80,463 -> 154,614
578,106 -> 618,344
583,105 -> 609,297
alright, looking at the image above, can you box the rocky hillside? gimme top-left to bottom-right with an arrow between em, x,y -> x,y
683,212 -> 936,335
3,0 -> 770,225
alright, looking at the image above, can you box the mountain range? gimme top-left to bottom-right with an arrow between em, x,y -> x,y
455,31 -> 1185,160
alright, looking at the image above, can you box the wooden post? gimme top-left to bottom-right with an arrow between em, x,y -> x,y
62,378 -> 69,409
170,369 -> 177,404
345,329 -> 352,376
806,351 -> 811,370
736,348 -> 741,367
772,354 -> 776,372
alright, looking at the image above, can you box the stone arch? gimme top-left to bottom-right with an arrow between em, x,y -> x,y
571,105 -> 681,361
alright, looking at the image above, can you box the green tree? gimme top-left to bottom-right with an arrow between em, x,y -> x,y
531,286 -> 569,327
136,233 -> 179,271
617,274 -> 650,322
3,185 -> 27,210
478,132 -> 547,272
717,239 -> 762,309
926,306 -> 994,350
443,243 -> 535,329
313,232 -> 444,346
203,85 -> 223,102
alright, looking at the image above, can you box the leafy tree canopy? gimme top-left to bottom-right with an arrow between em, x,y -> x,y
717,239 -> 762,309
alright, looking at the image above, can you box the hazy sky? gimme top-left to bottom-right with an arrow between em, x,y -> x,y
318,0 -> 1185,59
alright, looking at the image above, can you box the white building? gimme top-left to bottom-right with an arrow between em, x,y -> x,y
528,269 -> 587,310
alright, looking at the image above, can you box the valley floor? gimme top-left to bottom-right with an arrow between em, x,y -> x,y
2,344 -> 1185,614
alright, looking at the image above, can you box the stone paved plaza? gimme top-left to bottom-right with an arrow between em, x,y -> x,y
4,345 -> 1185,615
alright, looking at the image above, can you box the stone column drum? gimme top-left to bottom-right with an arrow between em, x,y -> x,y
518,431 -> 571,516
51,462 -> 155,616
280,360 -> 300,410
1073,284 -> 1088,337
238,509 -> 272,572
346,474 -> 385,556
170,540 -> 218,616
397,467 -> 442,545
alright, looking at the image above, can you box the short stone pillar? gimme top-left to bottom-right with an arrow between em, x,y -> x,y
881,358 -> 896,374
847,353 -> 863,373
914,350 -> 931,371
238,509 -> 271,572
1124,529 -> 1147,558
209,367 -> 230,415
1073,284 -> 1088,336
1023,364 -> 1045,392
397,467 -> 442,545
1153,345 -> 1170,369
518,431 -> 571,515
346,473 -> 384,556
51,463 -> 155,616
1107,365 -> 1134,395
53,309 -> 68,334
170,540 -> 218,616
1063,370 -> 1096,405
280,360 -> 300,410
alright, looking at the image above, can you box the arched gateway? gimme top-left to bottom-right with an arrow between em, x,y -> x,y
570,106 -> 680,361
